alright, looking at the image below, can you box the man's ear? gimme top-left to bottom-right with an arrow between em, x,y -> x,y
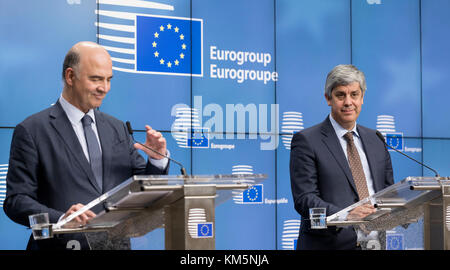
325,93 -> 331,106
65,67 -> 75,87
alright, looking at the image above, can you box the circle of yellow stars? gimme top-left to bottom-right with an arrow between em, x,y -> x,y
387,135 -> 401,149
191,129 -> 206,146
152,23 -> 186,68
199,224 -> 211,236
246,186 -> 259,202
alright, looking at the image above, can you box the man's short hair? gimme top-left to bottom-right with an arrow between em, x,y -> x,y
324,64 -> 366,98
62,49 -> 80,82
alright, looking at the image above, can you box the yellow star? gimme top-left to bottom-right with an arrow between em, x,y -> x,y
152,41 -> 157,48
181,44 -> 186,50
159,25 -> 164,31
154,51 -> 159,57
160,58 -> 164,65
154,32 -> 159,38
167,23 -> 172,29
174,59 -> 179,66
174,26 -> 179,33
180,34 -> 184,40
167,62 -> 172,68
180,53 -> 185,59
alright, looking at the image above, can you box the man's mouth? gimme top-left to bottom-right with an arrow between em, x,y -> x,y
342,108 -> 354,113
92,93 -> 104,99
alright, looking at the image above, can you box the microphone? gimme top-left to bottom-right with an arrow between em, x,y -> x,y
126,121 -> 187,176
375,131 -> 439,177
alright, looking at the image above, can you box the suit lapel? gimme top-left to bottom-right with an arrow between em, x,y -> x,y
49,102 -> 102,193
357,126 -> 380,192
320,117 -> 359,196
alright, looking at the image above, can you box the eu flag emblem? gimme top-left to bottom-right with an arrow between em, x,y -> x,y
243,184 -> 263,203
136,15 -> 202,76
187,128 -> 209,148
386,133 -> 403,151
386,234 -> 404,250
197,223 -> 213,238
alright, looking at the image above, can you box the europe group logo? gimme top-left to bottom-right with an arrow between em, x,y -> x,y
171,106 -> 212,149
376,114 -> 422,154
188,208 -> 213,238
96,0 -> 278,84
376,115 -> 403,151
231,165 -> 263,204
96,0 -> 203,76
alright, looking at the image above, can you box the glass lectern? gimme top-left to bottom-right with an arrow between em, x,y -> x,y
43,174 -> 267,250
327,176 -> 450,250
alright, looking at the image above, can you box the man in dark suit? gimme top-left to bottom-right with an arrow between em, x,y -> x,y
4,41 -> 170,250
289,64 -> 394,250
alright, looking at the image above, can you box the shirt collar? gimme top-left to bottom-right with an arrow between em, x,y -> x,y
328,114 -> 359,139
59,94 -> 96,125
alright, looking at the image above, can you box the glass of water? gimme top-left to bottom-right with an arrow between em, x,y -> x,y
309,208 -> 327,229
28,213 -> 52,240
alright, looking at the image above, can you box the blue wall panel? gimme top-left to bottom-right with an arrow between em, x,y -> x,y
0,1 -> 96,127
422,0 -> 450,138
352,0 -> 421,137
276,0 -> 351,128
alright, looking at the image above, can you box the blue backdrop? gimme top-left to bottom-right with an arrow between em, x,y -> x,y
1,0 -> 449,250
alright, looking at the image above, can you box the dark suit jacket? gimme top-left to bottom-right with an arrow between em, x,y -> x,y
289,116 -> 393,250
4,101 -> 169,249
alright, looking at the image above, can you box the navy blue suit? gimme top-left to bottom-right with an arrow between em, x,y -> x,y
4,101 -> 168,249
289,116 -> 393,250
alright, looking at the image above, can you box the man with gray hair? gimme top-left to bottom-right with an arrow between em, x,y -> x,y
289,64 -> 394,250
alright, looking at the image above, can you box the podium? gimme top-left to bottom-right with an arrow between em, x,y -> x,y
49,174 -> 267,250
326,176 -> 450,250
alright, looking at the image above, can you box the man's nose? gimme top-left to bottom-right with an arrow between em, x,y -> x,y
98,80 -> 110,92
343,95 -> 352,105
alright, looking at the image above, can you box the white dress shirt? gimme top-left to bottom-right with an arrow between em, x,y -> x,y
58,95 -> 168,169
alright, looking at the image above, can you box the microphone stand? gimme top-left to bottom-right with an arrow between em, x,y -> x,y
376,131 -> 439,177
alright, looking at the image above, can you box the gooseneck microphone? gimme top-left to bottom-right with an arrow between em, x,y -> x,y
126,121 -> 187,176
375,131 -> 439,177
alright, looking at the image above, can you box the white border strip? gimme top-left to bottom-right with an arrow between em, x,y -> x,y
98,0 -> 174,10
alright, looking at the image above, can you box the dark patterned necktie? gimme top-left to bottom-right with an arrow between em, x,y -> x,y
82,115 -> 103,191
344,131 -> 369,200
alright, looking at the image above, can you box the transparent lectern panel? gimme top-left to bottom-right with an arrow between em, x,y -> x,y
328,177 -> 445,226
326,177 -> 448,250
53,174 -> 267,239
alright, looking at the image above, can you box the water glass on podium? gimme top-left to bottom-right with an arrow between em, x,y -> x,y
28,213 -> 51,240
309,208 -> 327,229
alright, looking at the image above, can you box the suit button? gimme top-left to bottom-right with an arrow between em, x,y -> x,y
354,198 -> 359,203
